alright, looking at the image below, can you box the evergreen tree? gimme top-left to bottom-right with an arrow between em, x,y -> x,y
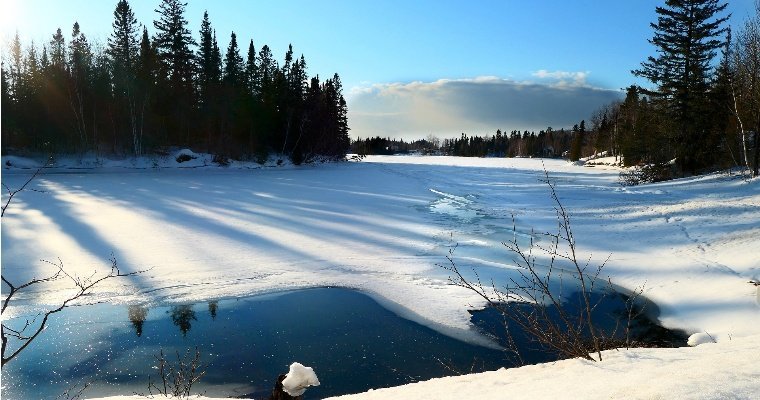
2,8 -> 351,161
107,0 -> 139,79
153,0 -> 196,145
153,0 -> 196,87
1,61 -> 17,148
196,11 -> 217,107
108,0 -> 141,155
244,39 -> 259,98
331,73 -> 350,157
49,28 -> 66,69
9,32 -> 23,103
196,12 -> 222,152
68,22 -> 93,152
569,120 -> 585,161
136,27 -> 158,152
633,0 -> 729,173
223,32 -> 243,87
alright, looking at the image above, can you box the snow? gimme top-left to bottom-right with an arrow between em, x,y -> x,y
2,153 -> 759,399
327,334 -> 760,400
687,332 -> 717,346
281,362 -> 320,397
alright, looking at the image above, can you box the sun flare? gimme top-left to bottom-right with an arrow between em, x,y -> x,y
0,0 -> 20,39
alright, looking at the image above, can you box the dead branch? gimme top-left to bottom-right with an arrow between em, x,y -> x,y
2,256 -> 147,366
442,168 -> 632,363
1,157 -> 52,217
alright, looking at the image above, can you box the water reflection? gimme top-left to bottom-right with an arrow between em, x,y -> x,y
170,305 -> 196,336
208,301 -> 218,320
128,305 -> 149,337
0,287 -> 688,400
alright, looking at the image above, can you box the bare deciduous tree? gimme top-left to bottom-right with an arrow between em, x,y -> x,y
732,1 -> 760,177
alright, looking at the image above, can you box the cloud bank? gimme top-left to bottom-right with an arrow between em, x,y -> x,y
347,75 -> 623,140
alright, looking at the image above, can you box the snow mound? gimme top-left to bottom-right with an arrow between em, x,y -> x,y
687,332 -> 716,346
281,362 -> 320,396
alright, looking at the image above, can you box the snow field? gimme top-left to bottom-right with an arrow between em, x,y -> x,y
2,153 -> 759,399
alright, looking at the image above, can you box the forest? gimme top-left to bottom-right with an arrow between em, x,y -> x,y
1,0 -> 350,164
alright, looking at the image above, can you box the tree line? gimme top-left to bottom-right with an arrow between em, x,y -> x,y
1,0 -> 350,164
353,124 -> 589,160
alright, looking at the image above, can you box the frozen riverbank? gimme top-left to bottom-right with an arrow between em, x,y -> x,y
3,154 -> 759,398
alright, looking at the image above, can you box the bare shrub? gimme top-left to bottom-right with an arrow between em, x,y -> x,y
619,162 -> 674,185
146,347 -> 207,398
443,171 -> 636,362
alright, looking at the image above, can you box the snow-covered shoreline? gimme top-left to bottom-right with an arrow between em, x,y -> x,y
2,153 -> 759,399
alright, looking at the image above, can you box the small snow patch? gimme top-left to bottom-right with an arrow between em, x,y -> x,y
281,362 -> 320,397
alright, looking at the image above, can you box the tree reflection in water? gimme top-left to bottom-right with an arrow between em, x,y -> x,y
128,305 -> 149,337
170,305 -> 196,336
208,301 -> 218,320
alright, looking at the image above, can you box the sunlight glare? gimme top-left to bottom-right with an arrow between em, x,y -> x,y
0,0 -> 20,41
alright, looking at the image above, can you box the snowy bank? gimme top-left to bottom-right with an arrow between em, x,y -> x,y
327,334 -> 760,400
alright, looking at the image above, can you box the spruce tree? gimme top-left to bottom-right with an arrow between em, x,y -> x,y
107,0 -> 139,81
569,120 -> 585,161
245,39 -> 259,98
153,0 -> 195,88
136,27 -> 157,152
634,0 -> 729,173
196,11 -> 217,107
68,22 -> 93,152
108,0 -> 141,155
153,0 -> 196,145
223,32 -> 243,87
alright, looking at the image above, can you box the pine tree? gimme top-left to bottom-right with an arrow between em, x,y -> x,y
68,22 -> 93,152
223,32 -> 243,87
633,0 -> 729,173
331,73 -> 350,157
196,11 -> 217,107
136,27 -> 158,152
107,0 -> 139,80
9,32 -> 23,103
49,28 -> 66,69
153,0 -> 196,145
153,0 -> 196,88
245,39 -> 259,98
569,120 -> 585,161
108,0 -> 141,155
1,61 -> 16,147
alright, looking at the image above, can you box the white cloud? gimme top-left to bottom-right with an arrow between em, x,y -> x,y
531,69 -> 591,87
347,76 -> 622,141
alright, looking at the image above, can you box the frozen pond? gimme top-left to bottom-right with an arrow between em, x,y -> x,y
1,287 -> 686,399
2,288 -> 509,399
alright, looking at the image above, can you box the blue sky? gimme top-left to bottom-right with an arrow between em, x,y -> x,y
1,0 -> 756,139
